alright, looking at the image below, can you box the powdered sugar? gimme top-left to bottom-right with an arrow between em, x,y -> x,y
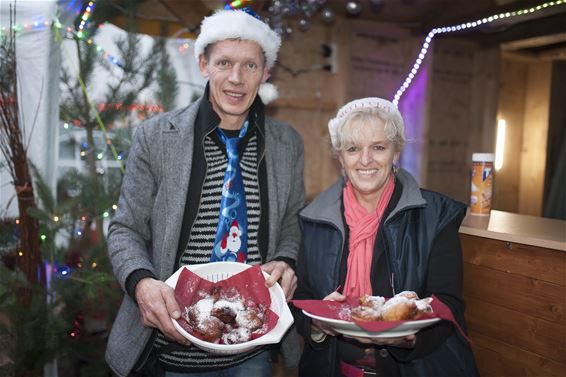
184,286 -> 267,344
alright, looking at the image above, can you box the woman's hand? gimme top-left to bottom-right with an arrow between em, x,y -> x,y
310,291 -> 347,337
345,334 -> 416,348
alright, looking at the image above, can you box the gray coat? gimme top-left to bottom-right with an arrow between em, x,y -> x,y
105,98 -> 305,377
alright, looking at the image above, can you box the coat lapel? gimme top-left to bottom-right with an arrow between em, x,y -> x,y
160,101 -> 200,276
264,121 -> 291,256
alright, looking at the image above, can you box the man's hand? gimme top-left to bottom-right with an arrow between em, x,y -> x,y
135,278 -> 190,345
261,260 -> 297,301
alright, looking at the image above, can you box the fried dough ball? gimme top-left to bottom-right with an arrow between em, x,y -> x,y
236,307 -> 264,332
194,316 -> 224,342
379,297 -> 418,321
211,299 -> 245,324
184,286 -> 266,344
350,291 -> 433,322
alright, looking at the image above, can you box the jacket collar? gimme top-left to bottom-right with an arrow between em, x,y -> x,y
300,168 -> 426,227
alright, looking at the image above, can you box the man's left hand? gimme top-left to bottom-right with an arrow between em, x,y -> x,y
261,260 -> 297,301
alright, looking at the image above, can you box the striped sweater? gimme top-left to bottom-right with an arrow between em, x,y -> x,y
154,131 -> 264,371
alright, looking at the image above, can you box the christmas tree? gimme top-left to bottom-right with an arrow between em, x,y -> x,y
0,1 -> 180,374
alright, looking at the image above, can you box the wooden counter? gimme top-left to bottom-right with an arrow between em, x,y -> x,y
459,210 -> 566,376
460,210 -> 566,251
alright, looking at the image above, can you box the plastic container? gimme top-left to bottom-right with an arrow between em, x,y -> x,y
165,262 -> 294,355
470,153 -> 494,215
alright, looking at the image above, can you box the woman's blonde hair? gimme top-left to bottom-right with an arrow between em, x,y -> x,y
328,97 -> 406,154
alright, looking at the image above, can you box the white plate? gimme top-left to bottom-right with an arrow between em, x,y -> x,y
165,262 -> 294,355
302,310 -> 441,339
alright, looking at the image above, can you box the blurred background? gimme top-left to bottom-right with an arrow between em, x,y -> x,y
0,0 -> 564,376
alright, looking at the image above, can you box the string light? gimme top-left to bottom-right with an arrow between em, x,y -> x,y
177,41 -> 190,54
224,0 -> 254,10
78,1 -> 96,35
0,18 -> 51,36
393,0 -> 566,106
1,15 -> 124,68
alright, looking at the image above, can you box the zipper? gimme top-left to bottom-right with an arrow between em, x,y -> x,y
380,202 -> 426,296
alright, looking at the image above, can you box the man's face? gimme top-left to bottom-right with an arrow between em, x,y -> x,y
199,39 -> 270,127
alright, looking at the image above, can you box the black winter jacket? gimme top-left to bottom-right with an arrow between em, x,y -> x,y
293,170 -> 478,377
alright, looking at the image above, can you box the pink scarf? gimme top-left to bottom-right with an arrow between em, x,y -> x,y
343,175 -> 395,297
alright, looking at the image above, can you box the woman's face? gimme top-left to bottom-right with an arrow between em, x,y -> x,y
338,118 -> 399,206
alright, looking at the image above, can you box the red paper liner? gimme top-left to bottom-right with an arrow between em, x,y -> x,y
174,265 -> 279,343
291,295 -> 469,341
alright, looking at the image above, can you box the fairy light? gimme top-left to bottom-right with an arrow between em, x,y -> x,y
18,251 -> 23,257
78,1 -> 96,35
393,0 -> 566,106
15,219 -> 20,224
0,16 -> 50,36
53,216 -> 60,222
176,39 -> 191,54
224,0 -> 254,10
40,234 -> 47,241
0,4 -> 123,69
112,204 -> 118,210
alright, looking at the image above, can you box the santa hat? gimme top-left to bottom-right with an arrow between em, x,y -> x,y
230,220 -> 239,229
194,9 -> 281,104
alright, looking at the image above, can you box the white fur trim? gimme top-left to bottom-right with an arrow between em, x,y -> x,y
194,10 -> 281,69
258,82 -> 279,104
328,97 -> 400,143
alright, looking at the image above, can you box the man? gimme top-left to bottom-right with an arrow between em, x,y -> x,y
105,8 -> 305,377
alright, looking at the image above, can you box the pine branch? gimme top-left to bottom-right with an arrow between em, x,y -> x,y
0,5 -> 45,303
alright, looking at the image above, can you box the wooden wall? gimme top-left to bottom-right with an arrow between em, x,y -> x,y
518,62 -> 552,216
424,38 -> 499,204
461,234 -> 566,376
494,57 -> 528,213
271,17 -> 501,203
269,18 -> 345,200
496,56 -> 553,216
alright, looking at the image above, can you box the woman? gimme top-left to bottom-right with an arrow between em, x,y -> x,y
293,97 -> 478,377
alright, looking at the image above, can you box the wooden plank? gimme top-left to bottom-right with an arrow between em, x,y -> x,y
463,262 -> 565,324
461,234 -> 566,285
272,97 -> 337,111
464,297 -> 566,364
469,330 -> 566,377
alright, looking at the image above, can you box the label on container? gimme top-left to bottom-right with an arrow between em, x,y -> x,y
470,160 -> 493,215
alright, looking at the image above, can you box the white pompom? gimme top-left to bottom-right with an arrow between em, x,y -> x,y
258,82 -> 279,105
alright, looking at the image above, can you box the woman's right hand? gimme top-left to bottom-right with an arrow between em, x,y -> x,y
311,291 -> 347,336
